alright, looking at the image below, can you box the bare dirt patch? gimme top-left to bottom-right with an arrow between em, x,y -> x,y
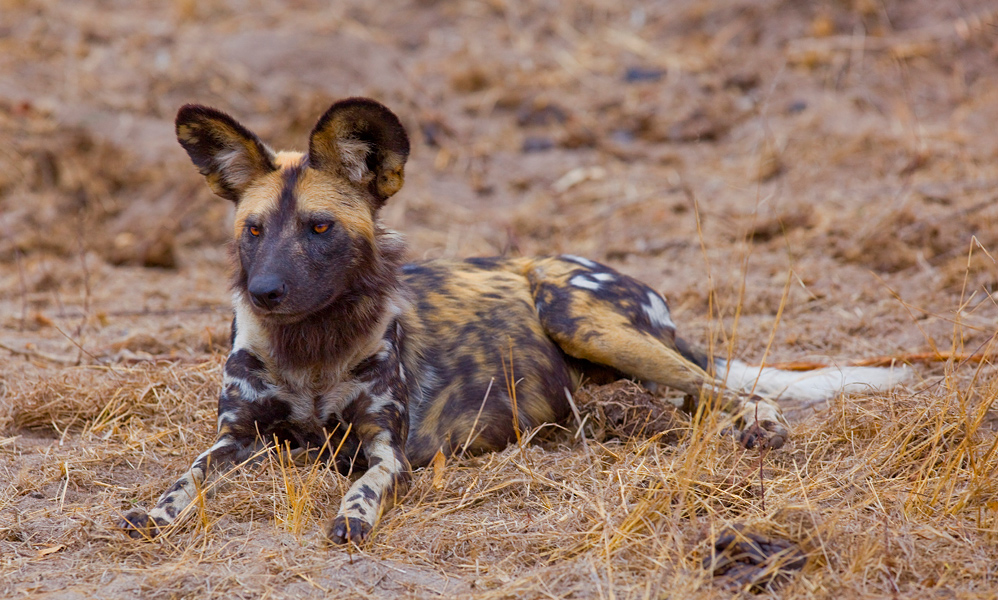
2,1 -> 998,598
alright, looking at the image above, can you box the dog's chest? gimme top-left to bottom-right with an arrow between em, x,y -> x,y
231,294 -> 397,432
273,368 -> 368,428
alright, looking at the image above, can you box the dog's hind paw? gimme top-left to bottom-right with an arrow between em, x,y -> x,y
739,420 -> 787,450
118,508 -> 166,540
737,396 -> 789,450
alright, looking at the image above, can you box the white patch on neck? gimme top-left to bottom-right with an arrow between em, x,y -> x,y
232,293 -> 269,355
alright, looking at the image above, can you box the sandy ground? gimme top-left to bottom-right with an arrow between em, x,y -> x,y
2,0 -> 998,598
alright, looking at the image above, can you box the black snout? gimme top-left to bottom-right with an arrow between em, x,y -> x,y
248,275 -> 287,310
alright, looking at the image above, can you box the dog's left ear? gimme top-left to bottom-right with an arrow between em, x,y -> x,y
308,98 -> 410,208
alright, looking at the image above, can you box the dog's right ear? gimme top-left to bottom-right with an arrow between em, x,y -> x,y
175,105 -> 277,202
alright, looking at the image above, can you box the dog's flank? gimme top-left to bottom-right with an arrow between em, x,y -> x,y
119,97 -> 906,544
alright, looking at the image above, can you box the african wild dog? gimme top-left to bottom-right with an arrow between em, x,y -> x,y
120,98 -> 903,544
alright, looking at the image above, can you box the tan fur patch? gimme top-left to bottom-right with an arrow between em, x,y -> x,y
375,154 -> 405,199
527,257 -> 711,394
233,170 -> 284,238
296,170 -> 375,244
273,151 -> 304,169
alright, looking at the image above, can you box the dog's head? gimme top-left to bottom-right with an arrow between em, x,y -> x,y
175,98 -> 410,322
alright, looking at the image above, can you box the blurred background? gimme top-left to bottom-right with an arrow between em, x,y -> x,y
2,3 -> 998,597
1,0 -> 996,368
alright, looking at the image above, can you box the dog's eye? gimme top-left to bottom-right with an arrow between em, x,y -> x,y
312,223 -> 330,234
248,225 -> 261,237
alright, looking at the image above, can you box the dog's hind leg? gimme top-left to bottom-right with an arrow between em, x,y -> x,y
525,256 -> 788,449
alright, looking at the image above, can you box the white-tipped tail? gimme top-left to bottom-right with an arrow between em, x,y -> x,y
717,359 -> 908,414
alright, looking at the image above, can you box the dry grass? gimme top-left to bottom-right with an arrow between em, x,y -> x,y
3,0 -> 998,597
2,349 -> 996,597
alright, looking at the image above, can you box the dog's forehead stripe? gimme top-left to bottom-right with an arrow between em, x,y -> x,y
276,159 -> 306,227
232,151 -> 305,235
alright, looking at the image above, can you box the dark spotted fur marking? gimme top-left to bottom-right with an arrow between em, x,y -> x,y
121,98 -> 902,545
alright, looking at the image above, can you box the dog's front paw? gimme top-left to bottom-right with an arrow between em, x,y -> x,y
326,515 -> 372,545
119,507 -> 166,540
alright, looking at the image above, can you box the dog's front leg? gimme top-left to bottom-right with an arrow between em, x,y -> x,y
326,423 -> 410,544
326,326 -> 411,544
119,431 -> 261,539
120,348 -> 276,539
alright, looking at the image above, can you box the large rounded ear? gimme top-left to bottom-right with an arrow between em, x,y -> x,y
308,98 -> 410,208
175,105 -> 277,202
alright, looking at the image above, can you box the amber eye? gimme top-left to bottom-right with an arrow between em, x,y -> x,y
312,223 -> 330,234
248,225 -> 261,237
